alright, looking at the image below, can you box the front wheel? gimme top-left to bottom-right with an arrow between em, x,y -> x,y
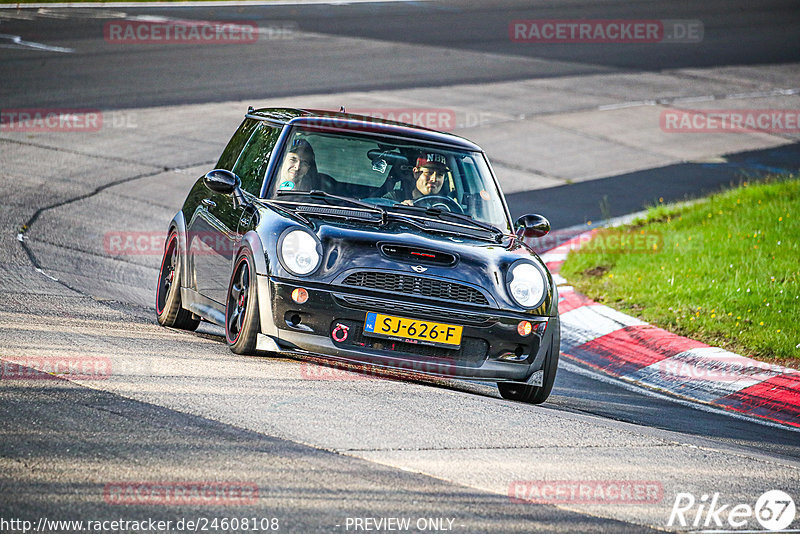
225,248 -> 260,354
498,328 -> 559,404
156,231 -> 200,331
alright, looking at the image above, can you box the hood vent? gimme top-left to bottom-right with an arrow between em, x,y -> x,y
379,244 -> 457,267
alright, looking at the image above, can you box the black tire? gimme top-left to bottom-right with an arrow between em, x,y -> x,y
225,248 -> 260,355
156,231 -> 200,331
498,325 -> 560,404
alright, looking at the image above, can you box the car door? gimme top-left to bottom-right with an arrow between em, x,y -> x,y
190,122 -> 280,304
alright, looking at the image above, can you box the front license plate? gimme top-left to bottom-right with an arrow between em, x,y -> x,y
363,312 -> 463,348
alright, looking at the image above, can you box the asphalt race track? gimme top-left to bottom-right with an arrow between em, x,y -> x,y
1,1 -> 800,532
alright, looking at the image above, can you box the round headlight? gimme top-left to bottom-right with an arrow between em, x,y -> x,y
507,262 -> 547,308
279,229 -> 321,276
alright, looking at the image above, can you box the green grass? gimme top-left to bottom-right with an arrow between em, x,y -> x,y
560,176 -> 800,367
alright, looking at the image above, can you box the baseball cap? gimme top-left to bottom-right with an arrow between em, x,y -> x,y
289,138 -> 315,159
415,152 -> 449,170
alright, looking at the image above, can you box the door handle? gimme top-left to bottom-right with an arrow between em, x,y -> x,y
202,199 -> 216,208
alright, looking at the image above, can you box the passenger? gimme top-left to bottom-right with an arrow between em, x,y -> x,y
384,152 -> 449,205
277,139 -> 317,191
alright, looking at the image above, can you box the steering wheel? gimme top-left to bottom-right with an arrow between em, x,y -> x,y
412,195 -> 464,214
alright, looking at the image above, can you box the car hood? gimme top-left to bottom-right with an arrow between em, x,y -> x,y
258,204 -> 555,316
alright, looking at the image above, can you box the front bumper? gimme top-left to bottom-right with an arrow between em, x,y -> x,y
258,275 -> 559,382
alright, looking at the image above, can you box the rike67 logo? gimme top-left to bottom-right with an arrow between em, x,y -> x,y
668,490 -> 796,531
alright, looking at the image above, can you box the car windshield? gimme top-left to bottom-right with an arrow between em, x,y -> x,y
267,126 -> 511,231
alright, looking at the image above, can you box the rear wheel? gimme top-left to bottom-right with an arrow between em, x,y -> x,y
498,327 -> 560,404
225,248 -> 260,354
156,231 -> 200,331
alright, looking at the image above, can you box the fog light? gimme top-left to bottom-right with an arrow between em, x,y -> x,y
292,288 -> 309,304
517,320 -> 532,336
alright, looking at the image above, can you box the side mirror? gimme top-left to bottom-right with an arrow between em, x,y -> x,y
203,169 -> 246,207
515,214 -> 550,238
204,169 -> 240,194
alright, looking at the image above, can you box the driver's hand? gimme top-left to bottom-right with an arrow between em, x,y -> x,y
401,199 -> 413,206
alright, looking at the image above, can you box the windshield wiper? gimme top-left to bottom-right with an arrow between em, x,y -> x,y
384,212 -> 430,232
259,199 -> 311,225
276,190 -> 387,224
387,203 -> 505,242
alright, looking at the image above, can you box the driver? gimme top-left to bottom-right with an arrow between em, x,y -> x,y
277,139 -> 317,191
384,152 -> 449,205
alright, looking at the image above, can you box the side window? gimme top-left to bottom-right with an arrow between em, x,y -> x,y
232,123 -> 281,196
216,119 -> 258,171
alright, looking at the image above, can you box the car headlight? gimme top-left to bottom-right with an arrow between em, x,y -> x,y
507,261 -> 547,308
279,229 -> 321,276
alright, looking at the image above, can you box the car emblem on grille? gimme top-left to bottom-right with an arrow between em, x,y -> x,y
411,265 -> 427,273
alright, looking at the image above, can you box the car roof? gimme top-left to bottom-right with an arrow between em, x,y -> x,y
247,107 -> 483,152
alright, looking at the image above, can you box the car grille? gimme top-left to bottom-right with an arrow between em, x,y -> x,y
332,319 -> 488,365
342,271 -> 489,306
333,294 -> 497,326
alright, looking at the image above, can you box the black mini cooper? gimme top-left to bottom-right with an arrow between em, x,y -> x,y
156,108 -> 560,404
